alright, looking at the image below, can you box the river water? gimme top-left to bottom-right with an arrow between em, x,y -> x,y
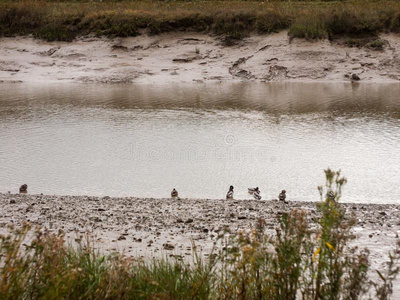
0,82 -> 399,203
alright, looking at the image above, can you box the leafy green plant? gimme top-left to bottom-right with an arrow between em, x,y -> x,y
372,240 -> 400,300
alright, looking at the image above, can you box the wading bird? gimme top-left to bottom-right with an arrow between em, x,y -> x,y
226,185 -> 234,200
19,184 -> 28,194
253,190 -> 262,200
248,187 -> 259,194
171,188 -> 178,198
279,190 -> 287,203
249,187 -> 261,200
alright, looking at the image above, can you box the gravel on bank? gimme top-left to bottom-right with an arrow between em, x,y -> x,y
1,192 -> 399,257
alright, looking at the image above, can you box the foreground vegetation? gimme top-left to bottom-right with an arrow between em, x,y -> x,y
0,1 -> 400,42
1,169 -> 400,299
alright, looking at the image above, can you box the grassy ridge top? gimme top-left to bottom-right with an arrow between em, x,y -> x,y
0,1 -> 399,41
0,0 -> 379,2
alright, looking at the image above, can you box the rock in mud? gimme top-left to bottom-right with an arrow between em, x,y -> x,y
172,54 -> 200,63
163,243 -> 175,250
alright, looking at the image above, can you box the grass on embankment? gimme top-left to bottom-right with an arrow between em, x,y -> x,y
1,169 -> 400,299
0,1 -> 400,42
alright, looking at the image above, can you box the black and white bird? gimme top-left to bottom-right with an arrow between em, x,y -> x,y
248,187 -> 261,200
226,185 -> 234,200
253,190 -> 262,200
248,187 -> 259,194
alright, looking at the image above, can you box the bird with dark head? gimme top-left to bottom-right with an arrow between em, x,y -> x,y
19,184 -> 28,194
226,185 -> 234,200
279,190 -> 287,203
248,187 -> 259,194
253,190 -> 261,200
171,188 -> 178,198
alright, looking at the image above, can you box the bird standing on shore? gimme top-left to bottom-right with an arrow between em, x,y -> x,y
226,185 -> 234,200
19,184 -> 28,194
248,187 -> 261,200
248,187 -> 259,194
171,188 -> 178,198
279,190 -> 287,203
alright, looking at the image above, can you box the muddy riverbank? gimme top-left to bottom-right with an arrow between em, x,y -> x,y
1,31 -> 400,84
1,193 -> 399,262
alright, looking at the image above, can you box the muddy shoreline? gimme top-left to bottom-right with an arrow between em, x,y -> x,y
1,31 -> 400,84
1,193 -> 399,258
1,192 -> 400,295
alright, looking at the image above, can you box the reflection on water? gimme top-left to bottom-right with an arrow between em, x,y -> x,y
0,83 -> 399,203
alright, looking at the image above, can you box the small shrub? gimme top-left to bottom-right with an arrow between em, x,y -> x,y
289,15 -> 328,40
343,37 -> 386,50
344,37 -> 367,48
212,14 -> 253,43
256,10 -> 291,34
368,38 -> 386,50
34,24 -> 77,41
390,12 -> 400,33
0,3 -> 43,36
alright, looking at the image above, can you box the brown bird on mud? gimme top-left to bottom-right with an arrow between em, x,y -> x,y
171,188 -> 178,198
279,190 -> 287,203
19,184 -> 28,194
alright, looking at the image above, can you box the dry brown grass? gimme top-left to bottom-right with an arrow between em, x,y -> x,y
0,1 -> 400,41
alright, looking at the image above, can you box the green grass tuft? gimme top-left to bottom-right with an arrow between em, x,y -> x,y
289,14 -> 328,40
